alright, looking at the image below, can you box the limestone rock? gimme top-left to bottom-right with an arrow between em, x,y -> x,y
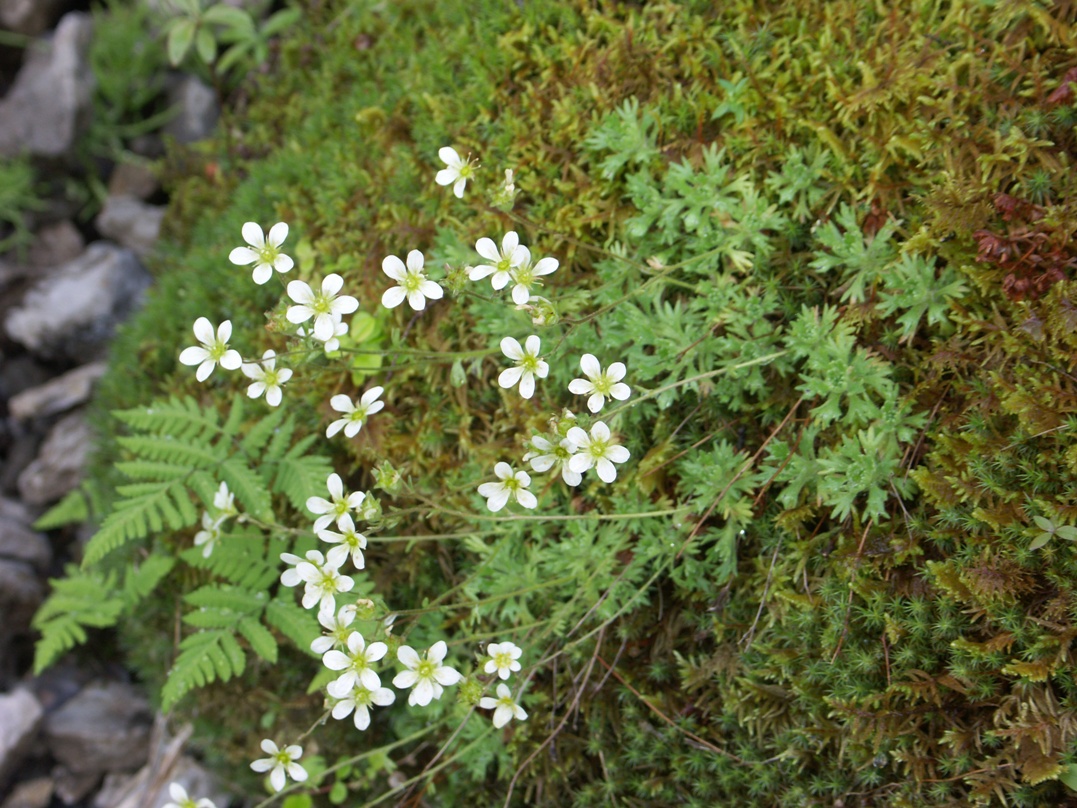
0,558 -> 45,633
8,361 -> 106,422
94,196 -> 165,259
107,163 -> 159,201
16,410 -> 91,505
43,681 -> 152,776
164,76 -> 219,144
0,688 -> 43,787
0,777 -> 53,808
4,243 -> 151,362
0,13 -> 94,158
0,0 -> 70,37
0,499 -> 50,572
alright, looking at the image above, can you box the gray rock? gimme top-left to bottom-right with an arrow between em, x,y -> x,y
26,220 -> 84,269
0,506 -> 50,572
0,423 -> 42,497
0,355 -> 51,400
108,162 -> 159,201
94,196 -> 165,259
0,13 -> 94,158
8,361 -> 106,421
0,558 -> 44,633
51,766 -> 100,805
164,76 -> 219,144
16,410 -> 91,505
43,681 -> 152,776
0,688 -> 44,788
0,0 -> 70,37
0,776 -> 53,808
4,242 -> 151,362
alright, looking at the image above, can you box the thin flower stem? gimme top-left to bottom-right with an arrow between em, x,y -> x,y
390,575 -> 576,617
412,495 -> 690,523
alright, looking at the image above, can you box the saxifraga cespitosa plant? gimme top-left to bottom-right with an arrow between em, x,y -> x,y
30,0 -> 1077,805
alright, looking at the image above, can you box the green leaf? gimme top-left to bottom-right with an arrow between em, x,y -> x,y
1056,526 -> 1077,541
161,629 -> 246,710
1029,532 -> 1052,551
195,26 -> 216,64
167,19 -> 197,66
33,487 -> 88,530
202,4 -> 253,29
220,458 -> 273,520
238,616 -> 278,663
266,597 -> 319,654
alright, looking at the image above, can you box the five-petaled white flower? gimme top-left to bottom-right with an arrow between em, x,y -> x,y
178,318 -> 242,382
229,222 -> 294,285
479,683 -> 528,729
250,739 -> 307,793
393,640 -> 462,706
326,387 -> 385,438
192,511 -> 223,558
508,254 -> 558,305
279,550 -> 354,614
435,146 -> 475,199
285,274 -> 359,343
297,320 -> 347,353
523,434 -> 581,486
323,630 -> 388,691
328,678 -> 395,730
470,231 -> 530,290
484,641 -> 523,680
567,421 -> 630,483
498,335 -> 549,399
477,462 -> 537,512
241,349 -> 292,406
306,473 -> 366,532
382,250 -> 444,311
311,604 -> 357,655
317,513 -> 367,569
163,782 -> 216,808
213,481 -> 237,517
568,354 -> 631,413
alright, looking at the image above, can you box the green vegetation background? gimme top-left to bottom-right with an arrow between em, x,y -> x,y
36,0 -> 1077,805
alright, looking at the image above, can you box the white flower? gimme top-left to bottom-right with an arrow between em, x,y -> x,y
317,513 -> 367,569
381,250 -> 443,311
279,550 -> 354,614
311,604 -> 357,655
328,678 -> 395,730
435,146 -> 475,198
250,739 -> 307,793
178,318 -> 242,382
297,320 -> 347,353
212,481 -> 236,516
241,349 -> 292,406
498,335 -> 548,399
285,274 -> 359,342
393,640 -> 462,706
523,434 -> 581,486
477,462 -> 537,512
193,511 -> 223,558
568,354 -> 631,413
323,630 -> 388,691
479,683 -> 528,729
307,473 -> 367,532
326,387 -> 384,438
163,782 -> 216,808
508,255 -> 558,305
484,642 -> 522,680
228,221 -> 294,285
470,231 -> 530,290
567,421 -> 630,483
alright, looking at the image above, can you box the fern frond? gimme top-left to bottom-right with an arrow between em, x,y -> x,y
122,555 -> 176,603
238,616 -> 279,663
82,481 -> 198,566
161,629 -> 246,710
274,451 -> 334,512
180,531 -> 278,590
115,460 -> 194,481
220,457 -> 273,520
185,583 -> 267,614
118,435 -> 223,468
265,596 -> 319,655
220,394 -> 246,442
114,396 -> 221,440
33,487 -> 89,530
32,566 -> 125,673
263,414 -> 299,461
240,405 -> 288,456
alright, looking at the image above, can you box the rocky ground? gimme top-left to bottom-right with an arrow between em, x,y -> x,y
0,2 -> 234,806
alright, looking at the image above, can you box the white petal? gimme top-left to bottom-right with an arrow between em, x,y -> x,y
394,670 -> 419,689
269,766 -> 285,792
523,335 -> 541,356
486,488 -> 510,512
610,382 -> 631,400
596,458 -> 617,483
501,231 -> 519,255
397,645 -> 421,668
494,462 -> 513,479
435,167 -> 456,186
516,489 -> 537,509
477,482 -> 504,498
286,304 -> 313,324
382,286 -> 406,308
568,454 -> 593,474
500,337 -> 523,360
499,366 -> 523,389
419,280 -> 443,299
216,320 -> 232,343
468,264 -> 495,280
192,317 -> 214,344
607,445 -> 630,463
518,373 -> 535,399
195,360 -> 215,382
250,759 -> 273,773
253,263 -> 273,286
241,221 -> 265,248
229,246 -> 258,265
591,421 -> 611,442
511,284 -> 530,305
475,237 -> 500,263
428,640 -> 448,663
566,426 -> 588,445
587,392 -> 604,413
219,350 -> 242,370
410,679 -> 433,706
330,395 -> 353,413
322,273 -> 344,296
532,256 -> 559,276
372,687 -> 396,706
287,280 -> 315,305
580,353 -> 601,378
179,346 -> 210,366
529,454 -> 555,472
407,289 -> 427,310
247,381 -> 266,399
453,177 -> 466,198
382,254 -> 406,281
439,146 -> 461,166
361,386 -> 383,407
606,361 -> 627,382
267,221 -> 289,247
568,378 -> 594,395
406,250 -> 424,272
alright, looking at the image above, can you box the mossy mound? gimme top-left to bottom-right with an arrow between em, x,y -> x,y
40,0 -> 1077,804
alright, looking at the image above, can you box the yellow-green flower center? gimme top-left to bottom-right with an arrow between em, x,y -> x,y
258,244 -> 279,265
493,652 -> 513,669
416,659 -> 436,679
